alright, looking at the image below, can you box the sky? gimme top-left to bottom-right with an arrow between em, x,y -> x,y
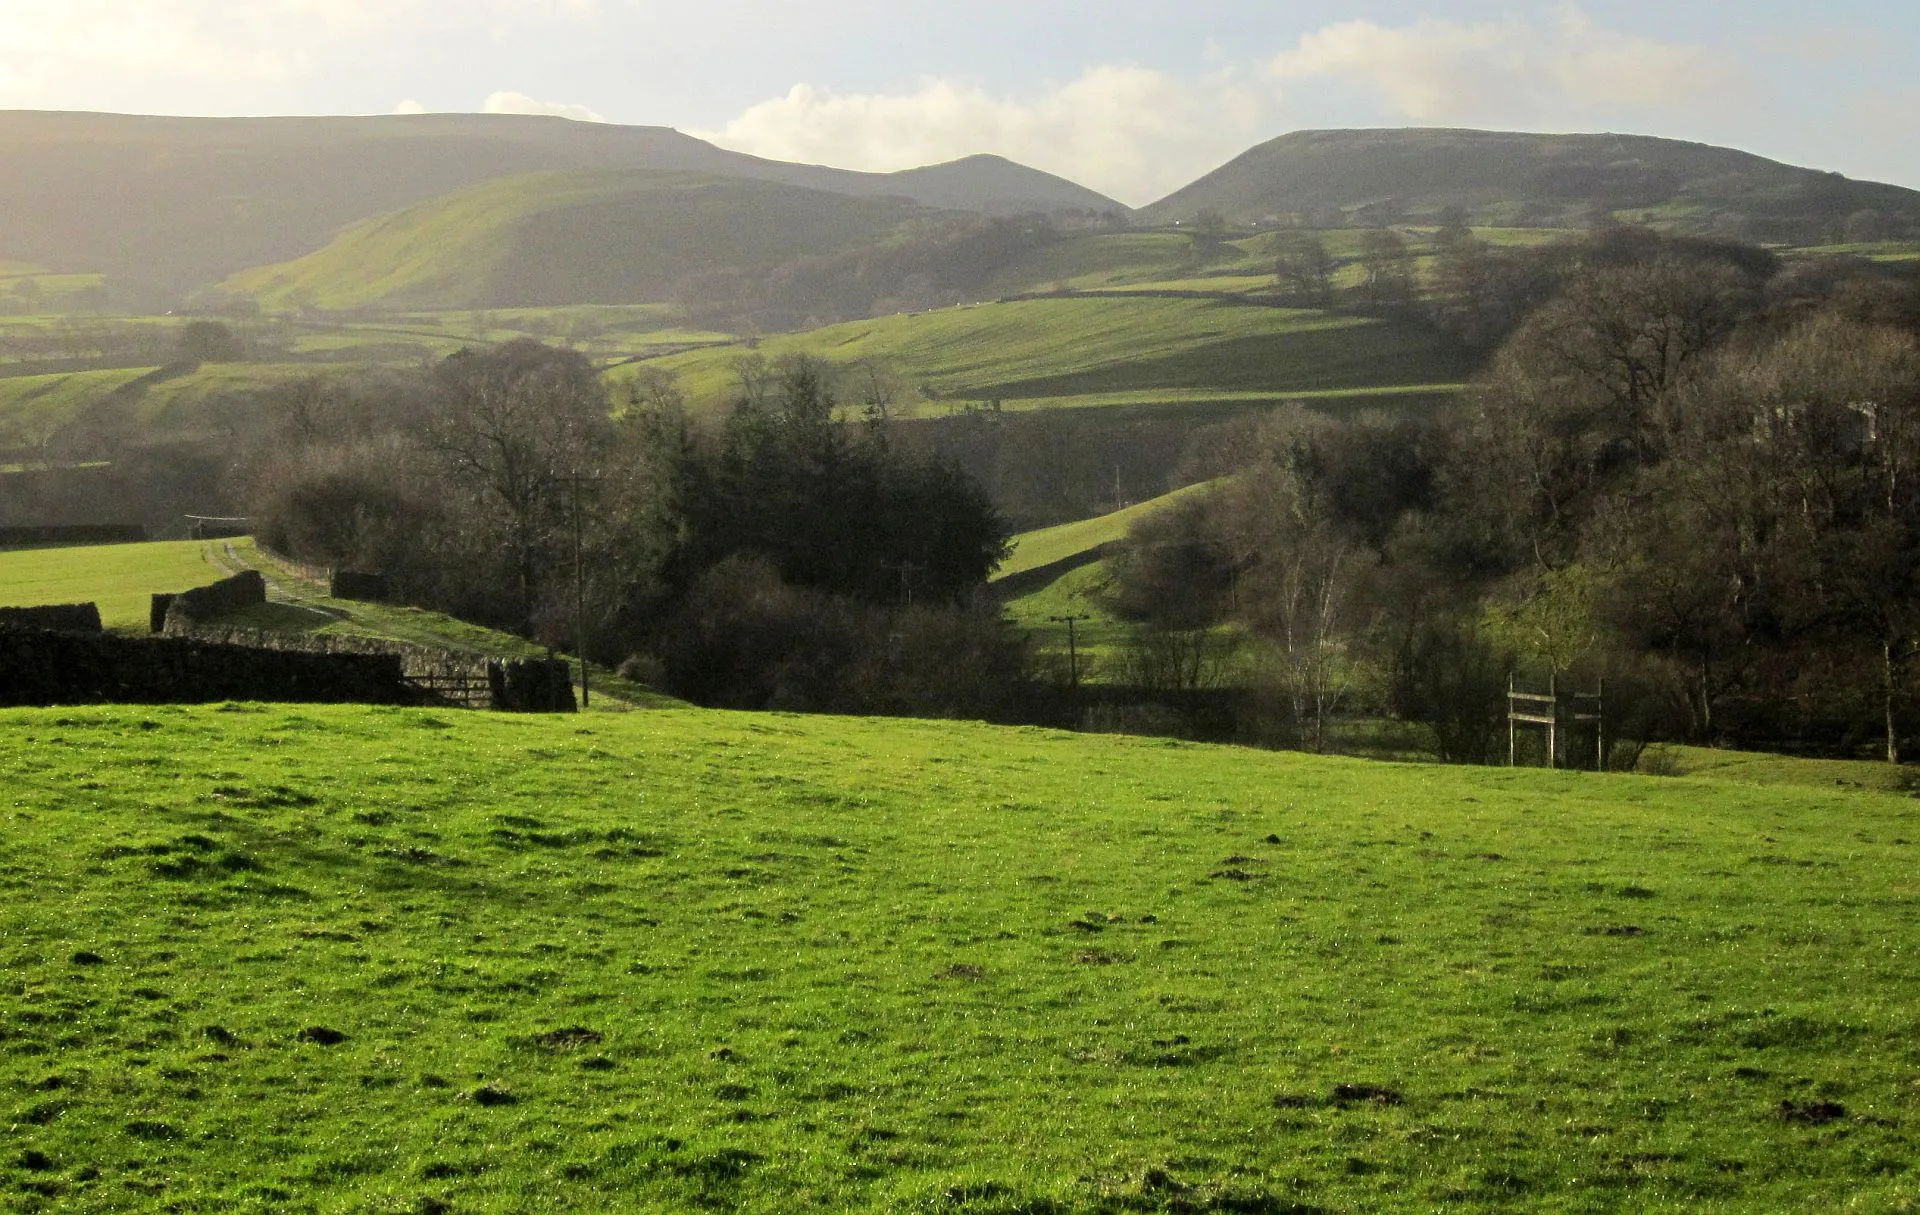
1,1 -> 1916,207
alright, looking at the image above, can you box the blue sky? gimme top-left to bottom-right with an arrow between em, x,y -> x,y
3,1 -> 1915,205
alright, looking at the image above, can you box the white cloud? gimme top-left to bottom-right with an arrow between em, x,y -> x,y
483,91 -> 606,123
0,1 -> 598,111
391,99 -> 428,115
698,67 -> 1270,206
1270,8 -> 1743,128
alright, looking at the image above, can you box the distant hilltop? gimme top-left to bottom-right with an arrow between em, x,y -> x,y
0,111 -> 1124,301
1144,128 -> 1920,243
3,114 -> 1917,312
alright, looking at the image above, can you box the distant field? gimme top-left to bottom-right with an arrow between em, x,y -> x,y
224,169 -> 928,311
5,701 -> 1919,1211
1797,240 -> 1920,263
638,296 -> 1475,413
997,480 -> 1219,579
0,362 -> 389,447
0,539 -> 218,628
0,538 -> 680,708
982,384 -> 1466,415
0,367 -> 160,446
1003,559 -> 1134,672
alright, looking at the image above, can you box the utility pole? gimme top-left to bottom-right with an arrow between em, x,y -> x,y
1049,614 -> 1090,690
887,559 -> 928,609
569,472 -> 603,709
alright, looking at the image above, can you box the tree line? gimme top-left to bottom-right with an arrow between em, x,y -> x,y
248,340 -> 1027,717
1107,228 -> 1920,761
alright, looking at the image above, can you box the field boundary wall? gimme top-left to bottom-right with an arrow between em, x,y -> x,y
0,628 -> 410,708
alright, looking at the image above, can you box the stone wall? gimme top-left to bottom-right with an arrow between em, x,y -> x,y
0,603 -> 103,633
175,624 -> 575,713
0,628 -> 411,708
328,570 -> 391,602
153,571 -> 266,633
0,524 -> 147,548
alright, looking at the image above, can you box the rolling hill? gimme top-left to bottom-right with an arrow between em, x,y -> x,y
222,170 -> 936,311
635,295 -> 1474,413
1146,128 -> 1920,240
5,700 -> 1919,1209
0,111 -> 1123,301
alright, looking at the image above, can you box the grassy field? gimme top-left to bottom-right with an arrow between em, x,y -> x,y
637,296 -> 1474,415
1003,560 -> 1135,676
0,540 -> 222,629
223,170 -> 926,312
996,485 -> 1222,676
3,702 -> 1919,1212
0,537 -> 679,709
0,362 -> 393,449
998,482 -> 1218,580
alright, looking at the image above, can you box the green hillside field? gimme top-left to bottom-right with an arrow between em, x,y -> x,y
222,170 -> 931,311
994,484 -> 1222,671
998,481 -> 1220,581
0,539 -> 220,629
0,362 -> 396,450
635,296 -> 1474,414
2,702 -> 1918,1212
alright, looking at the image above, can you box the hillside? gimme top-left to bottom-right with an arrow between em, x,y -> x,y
4,701 -> 1917,1210
636,295 -> 1474,413
223,171 -> 933,311
1147,128 -> 1920,240
0,111 -> 1123,301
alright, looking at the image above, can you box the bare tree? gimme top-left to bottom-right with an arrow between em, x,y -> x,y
427,339 -> 612,627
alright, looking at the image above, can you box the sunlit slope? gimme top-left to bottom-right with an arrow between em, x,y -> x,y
0,539 -> 218,628
641,296 -> 1474,411
224,170 -> 931,310
0,362 -> 384,449
1147,127 -> 1920,234
0,111 -> 1122,295
996,480 -> 1218,581
4,702 -> 1919,1210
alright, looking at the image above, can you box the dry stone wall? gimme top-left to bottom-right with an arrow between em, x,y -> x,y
0,604 -> 102,633
0,628 -> 410,708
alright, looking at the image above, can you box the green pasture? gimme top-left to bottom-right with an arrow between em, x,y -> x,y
998,481 -> 1219,580
984,232 -> 1274,296
980,384 -> 1466,416
638,296 -> 1474,413
0,540 -> 219,629
1003,560 -> 1134,676
0,272 -> 109,312
4,703 -> 1919,1211
1795,241 -> 1920,263
0,368 -> 159,447
996,483 -> 1223,680
0,363 -> 385,447
1082,275 -> 1275,295
223,169 -> 924,312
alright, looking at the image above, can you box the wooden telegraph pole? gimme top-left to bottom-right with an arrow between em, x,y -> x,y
569,472 -> 603,709
1048,614 -> 1090,690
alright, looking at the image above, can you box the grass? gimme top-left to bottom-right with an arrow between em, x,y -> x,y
1003,560 -> 1135,674
0,369 -> 160,447
0,363 -> 384,449
997,482 -> 1219,580
977,385 -> 1467,415
223,170 -> 925,311
638,296 -> 1474,414
1640,744 -> 1920,793
0,540 -> 220,629
196,541 -> 684,712
1794,241 -> 1920,263
3,702 -> 1920,1211
0,539 -> 680,709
